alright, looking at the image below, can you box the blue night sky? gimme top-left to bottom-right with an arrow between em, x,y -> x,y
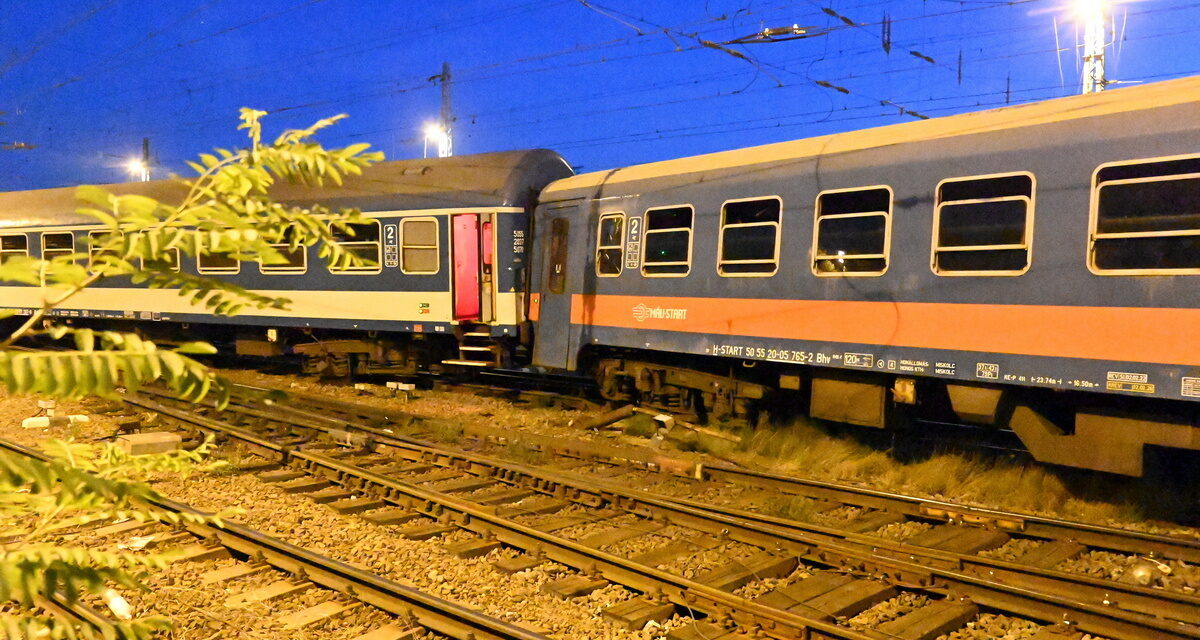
2,0 -> 1198,190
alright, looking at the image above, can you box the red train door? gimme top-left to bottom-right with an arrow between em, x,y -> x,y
452,214 -> 481,321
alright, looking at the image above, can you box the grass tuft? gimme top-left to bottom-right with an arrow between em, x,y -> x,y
619,413 -> 660,438
428,420 -> 464,443
502,440 -> 547,465
725,414 -> 1199,528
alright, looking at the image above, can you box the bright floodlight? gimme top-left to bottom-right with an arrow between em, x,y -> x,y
423,122 -> 446,141
125,158 -> 146,176
1075,0 -> 1105,17
422,122 -> 452,158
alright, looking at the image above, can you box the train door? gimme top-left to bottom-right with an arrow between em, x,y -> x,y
451,214 -> 482,321
531,207 -> 576,369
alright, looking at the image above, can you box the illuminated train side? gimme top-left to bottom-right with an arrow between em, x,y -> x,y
0,150 -> 574,376
527,77 -> 1200,476
3,80 -> 1200,475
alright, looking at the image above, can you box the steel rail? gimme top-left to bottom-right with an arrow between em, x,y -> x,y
124,394 -> 890,640
242,382 -> 1200,564
128,392 -> 1200,640
0,437 -> 551,640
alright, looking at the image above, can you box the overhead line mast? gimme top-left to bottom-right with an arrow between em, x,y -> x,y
1080,0 -> 1109,93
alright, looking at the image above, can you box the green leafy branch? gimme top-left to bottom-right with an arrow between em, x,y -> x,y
0,439 -> 233,639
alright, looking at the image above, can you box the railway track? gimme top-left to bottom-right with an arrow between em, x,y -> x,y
121,385 -> 1200,640
0,437 -> 552,640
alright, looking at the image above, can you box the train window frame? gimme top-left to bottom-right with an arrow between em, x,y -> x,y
41,232 -> 75,262
137,249 -> 181,273
399,216 -> 440,275
1088,152 -> 1200,275
717,196 -> 782,278
259,226 -> 308,275
87,230 -> 123,273
0,233 -> 29,264
931,171 -> 1036,277
811,185 -> 893,278
194,232 -> 240,275
594,212 -> 626,278
328,219 -> 383,275
640,204 -> 694,278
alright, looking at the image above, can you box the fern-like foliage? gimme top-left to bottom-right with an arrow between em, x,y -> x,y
0,109 -> 374,637
0,611 -> 170,640
0,439 -> 231,639
0,108 -> 383,404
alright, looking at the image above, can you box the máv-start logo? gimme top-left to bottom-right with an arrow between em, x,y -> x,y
632,303 -> 688,322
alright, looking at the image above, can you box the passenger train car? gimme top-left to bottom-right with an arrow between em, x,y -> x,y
3,79 -> 1200,475
0,150 -> 573,375
529,77 -> 1200,476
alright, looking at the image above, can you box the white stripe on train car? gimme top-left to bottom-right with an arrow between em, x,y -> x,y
0,286 -> 454,323
0,287 -> 527,326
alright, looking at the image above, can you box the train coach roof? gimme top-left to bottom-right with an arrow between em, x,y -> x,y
0,149 -> 572,228
541,74 -> 1200,199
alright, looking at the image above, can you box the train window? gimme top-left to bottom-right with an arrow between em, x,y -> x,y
0,234 -> 28,264
641,205 -> 693,276
718,197 -> 781,276
329,220 -> 382,274
195,233 -> 240,275
1090,155 -> 1200,273
42,232 -> 75,261
933,173 -> 1034,276
812,186 -> 891,276
400,218 -> 439,274
547,217 -> 570,294
140,248 -> 181,273
595,213 -> 625,277
260,226 -> 307,274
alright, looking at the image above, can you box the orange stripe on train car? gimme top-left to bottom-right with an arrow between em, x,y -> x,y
569,294 -> 1200,366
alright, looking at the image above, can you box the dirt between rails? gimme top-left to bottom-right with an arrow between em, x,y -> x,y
0,369 -> 1192,640
214,368 -> 1200,539
211,369 -> 1200,595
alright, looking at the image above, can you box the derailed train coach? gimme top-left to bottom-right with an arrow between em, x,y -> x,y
528,76 -> 1200,476
0,150 -> 573,376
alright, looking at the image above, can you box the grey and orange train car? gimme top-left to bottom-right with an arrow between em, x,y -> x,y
528,77 -> 1200,475
0,150 -> 572,375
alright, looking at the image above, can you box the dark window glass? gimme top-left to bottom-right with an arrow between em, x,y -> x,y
721,226 -> 777,262
1094,236 -> 1200,271
934,175 -> 1032,274
599,216 -> 623,246
596,214 -> 624,276
938,200 -> 1027,247
262,226 -> 306,273
330,221 -> 381,272
331,222 -> 381,243
818,189 -> 890,217
0,235 -> 28,264
719,199 -> 779,275
643,207 -> 692,275
198,251 -> 238,272
42,232 -> 74,261
1096,178 -> 1200,235
1093,158 -> 1200,272
547,218 -> 569,294
814,188 -> 890,275
645,207 -> 691,230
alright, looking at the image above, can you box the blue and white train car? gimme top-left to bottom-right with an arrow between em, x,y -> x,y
0,150 -> 572,375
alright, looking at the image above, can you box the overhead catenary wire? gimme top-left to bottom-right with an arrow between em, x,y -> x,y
11,0 -> 1200,177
